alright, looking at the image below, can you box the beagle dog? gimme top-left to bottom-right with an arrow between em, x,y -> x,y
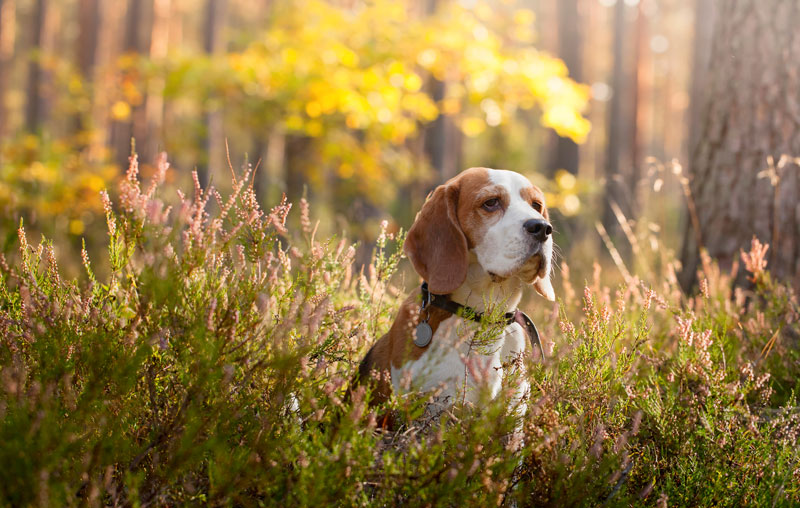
354,167 -> 554,415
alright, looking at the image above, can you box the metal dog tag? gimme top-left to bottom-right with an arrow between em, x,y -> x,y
414,322 -> 433,348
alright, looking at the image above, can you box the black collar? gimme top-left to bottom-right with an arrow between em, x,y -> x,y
420,282 -> 545,360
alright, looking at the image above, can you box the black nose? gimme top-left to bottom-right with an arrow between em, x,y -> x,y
523,219 -> 552,241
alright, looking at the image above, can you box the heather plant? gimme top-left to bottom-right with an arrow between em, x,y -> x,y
1,154 -> 798,507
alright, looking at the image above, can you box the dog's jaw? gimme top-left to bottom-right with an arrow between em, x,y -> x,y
449,256 -> 525,314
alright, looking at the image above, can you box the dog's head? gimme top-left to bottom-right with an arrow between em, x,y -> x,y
404,167 -> 554,300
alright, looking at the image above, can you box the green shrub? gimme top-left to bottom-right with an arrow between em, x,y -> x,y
0,154 -> 798,506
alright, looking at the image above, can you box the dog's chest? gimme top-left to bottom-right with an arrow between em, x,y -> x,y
390,315 -> 528,404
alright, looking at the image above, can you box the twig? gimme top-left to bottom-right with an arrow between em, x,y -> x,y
595,222 -> 634,286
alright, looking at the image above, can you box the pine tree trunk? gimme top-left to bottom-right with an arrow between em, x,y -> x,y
74,0 -> 99,138
680,0 -> 800,289
143,0 -> 170,163
90,0 -> 125,158
198,0 -> 227,188
550,0 -> 581,176
25,0 -> 47,133
112,0 -> 149,168
601,0 -> 628,246
0,0 -> 13,141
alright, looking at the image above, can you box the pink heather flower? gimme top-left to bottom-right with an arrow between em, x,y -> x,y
100,191 -> 117,236
126,153 -> 139,184
377,220 -> 389,244
144,152 -> 169,200
17,223 -> 28,256
696,329 -> 713,350
741,236 -> 769,280
267,195 -> 291,235
192,170 -> 202,202
120,153 -> 145,214
642,288 -> 656,311
675,315 -> 694,346
699,278 -> 709,299
615,290 -> 625,313
236,245 -> 246,266
754,373 -> 771,390
600,305 -> 611,324
583,286 -> 594,314
300,198 -> 312,234
81,244 -> 91,269
46,245 -> 60,286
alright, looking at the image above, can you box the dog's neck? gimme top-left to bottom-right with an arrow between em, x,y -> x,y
449,261 -> 524,314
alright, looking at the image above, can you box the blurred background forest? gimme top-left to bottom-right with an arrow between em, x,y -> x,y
1,0 -> 798,289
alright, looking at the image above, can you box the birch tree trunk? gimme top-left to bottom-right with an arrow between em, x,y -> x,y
680,0 -> 800,289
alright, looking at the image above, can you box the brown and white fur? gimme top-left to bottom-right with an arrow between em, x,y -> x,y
355,167 -> 554,415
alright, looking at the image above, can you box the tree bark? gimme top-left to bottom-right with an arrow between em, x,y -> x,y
680,0 -> 800,290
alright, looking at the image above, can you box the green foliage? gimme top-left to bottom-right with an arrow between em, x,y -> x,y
0,155 -> 798,507
149,0 -> 589,205
0,0 -> 591,250
0,134 -> 116,232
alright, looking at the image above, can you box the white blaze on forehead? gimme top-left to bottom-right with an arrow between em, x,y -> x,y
471,168 -> 552,279
487,169 -> 535,197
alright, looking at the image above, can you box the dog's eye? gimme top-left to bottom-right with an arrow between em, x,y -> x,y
482,198 -> 501,211
531,201 -> 543,212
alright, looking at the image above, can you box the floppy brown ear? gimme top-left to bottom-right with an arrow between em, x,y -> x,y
533,276 -> 555,301
404,183 -> 468,294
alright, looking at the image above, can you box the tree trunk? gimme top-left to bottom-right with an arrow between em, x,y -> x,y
421,0 -> 461,181
629,1 -> 647,196
90,0 -> 125,159
549,0 -> 581,176
680,0 -> 800,290
24,0 -> 47,133
423,78 -> 446,178
199,0 -> 227,188
678,0 -> 715,289
124,0 -> 144,52
284,135 -> 311,202
601,0 -> 628,244
0,0 -> 15,141
686,0 -> 716,157
143,0 -> 170,163
74,0 -> 99,138
112,0 -> 151,168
